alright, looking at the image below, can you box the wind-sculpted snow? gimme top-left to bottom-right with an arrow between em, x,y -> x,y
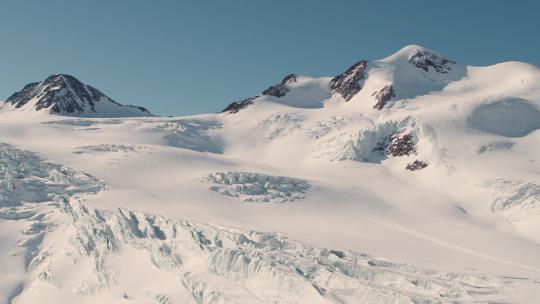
155,119 -> 223,153
306,116 -> 352,139
469,99 -> 540,138
478,142 -> 515,154
485,179 -> 540,222
45,118 -> 224,153
0,143 -> 104,207
257,112 -> 304,139
202,172 -> 310,203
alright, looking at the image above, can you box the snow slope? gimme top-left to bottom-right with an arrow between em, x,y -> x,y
1,45 -> 540,303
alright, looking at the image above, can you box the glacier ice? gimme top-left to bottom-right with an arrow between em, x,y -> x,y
202,172 -> 310,203
0,143 -> 535,303
313,119 -> 420,164
485,178 -> 540,222
0,143 -> 104,207
155,119 -> 223,153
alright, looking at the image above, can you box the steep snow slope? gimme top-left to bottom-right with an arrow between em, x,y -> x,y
0,74 -> 153,117
1,45 -> 540,303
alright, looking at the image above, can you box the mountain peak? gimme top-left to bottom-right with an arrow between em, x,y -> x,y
380,45 -> 455,73
4,74 -> 153,117
382,45 -> 437,61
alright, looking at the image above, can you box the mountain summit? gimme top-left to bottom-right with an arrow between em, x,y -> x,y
222,45 -> 464,113
2,74 -> 153,117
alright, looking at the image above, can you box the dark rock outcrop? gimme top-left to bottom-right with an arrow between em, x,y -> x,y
261,73 -> 298,98
221,95 -> 259,114
329,60 -> 368,101
7,82 -> 40,108
6,74 -> 152,115
387,129 -> 416,157
406,160 -> 428,171
409,51 -> 455,74
372,85 -> 396,110
369,127 -> 418,162
281,74 -> 298,85
222,74 -> 298,113
262,84 -> 289,98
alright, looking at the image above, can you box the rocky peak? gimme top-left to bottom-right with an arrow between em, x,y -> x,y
5,74 -> 152,116
329,60 -> 368,101
221,95 -> 259,114
222,73 -> 299,113
281,74 -> 298,85
6,74 -> 107,113
262,73 -> 299,98
408,50 -> 455,73
262,84 -> 289,98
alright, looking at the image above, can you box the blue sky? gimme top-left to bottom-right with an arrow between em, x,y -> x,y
1,1 -> 539,116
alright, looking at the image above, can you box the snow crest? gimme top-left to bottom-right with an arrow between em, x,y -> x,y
155,119 -> 223,153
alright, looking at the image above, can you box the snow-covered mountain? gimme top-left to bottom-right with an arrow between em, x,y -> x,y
223,45 -> 465,113
1,45 -> 540,303
1,74 -> 153,117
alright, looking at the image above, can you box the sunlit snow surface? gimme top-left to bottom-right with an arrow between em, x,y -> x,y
0,143 -> 534,303
2,45 -> 540,303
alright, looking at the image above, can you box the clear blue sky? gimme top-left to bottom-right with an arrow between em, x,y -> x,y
1,1 -> 539,116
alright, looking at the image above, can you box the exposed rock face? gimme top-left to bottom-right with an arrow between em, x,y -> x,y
281,73 -> 298,85
5,74 -> 152,115
329,60 -> 368,101
406,160 -> 428,171
221,95 -> 259,113
409,51 -> 455,73
262,73 -> 298,98
372,85 -> 396,110
262,84 -> 289,97
223,74 -> 298,113
387,129 -> 416,157
5,82 -> 41,107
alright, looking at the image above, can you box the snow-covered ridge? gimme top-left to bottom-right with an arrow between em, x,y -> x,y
2,74 -> 153,117
221,45 -> 471,113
